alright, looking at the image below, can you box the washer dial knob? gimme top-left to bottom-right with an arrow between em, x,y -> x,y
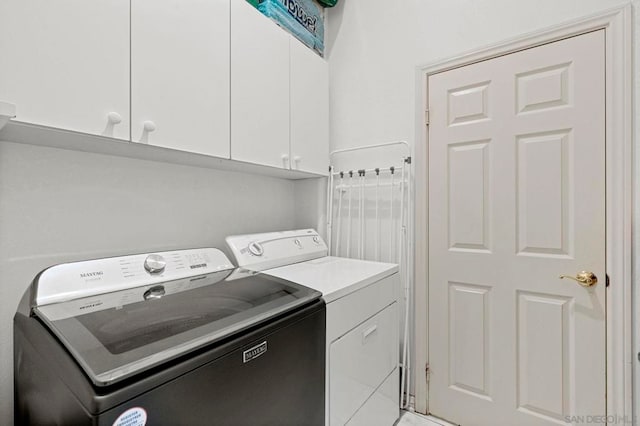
144,254 -> 166,274
248,242 -> 264,256
313,236 -> 320,244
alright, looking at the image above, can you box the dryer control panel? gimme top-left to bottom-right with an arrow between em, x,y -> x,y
226,229 -> 328,271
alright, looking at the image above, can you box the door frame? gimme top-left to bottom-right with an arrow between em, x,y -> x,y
413,4 -> 633,419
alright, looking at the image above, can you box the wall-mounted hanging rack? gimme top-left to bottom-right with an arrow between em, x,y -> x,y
326,140 -> 414,409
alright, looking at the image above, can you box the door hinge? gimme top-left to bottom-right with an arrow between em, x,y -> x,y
606,273 -> 610,287
424,110 -> 430,126
425,363 -> 430,383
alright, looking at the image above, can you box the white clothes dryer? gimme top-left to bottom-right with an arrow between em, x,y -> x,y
226,229 -> 400,426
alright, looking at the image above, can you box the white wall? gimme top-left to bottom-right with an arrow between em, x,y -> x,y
0,140 -> 308,422
326,0 -> 639,405
327,0 -> 637,153
294,176 -> 329,235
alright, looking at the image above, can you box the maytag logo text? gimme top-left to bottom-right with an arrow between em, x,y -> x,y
80,271 -> 104,279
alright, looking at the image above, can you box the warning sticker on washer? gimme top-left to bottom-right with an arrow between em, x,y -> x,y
112,407 -> 147,426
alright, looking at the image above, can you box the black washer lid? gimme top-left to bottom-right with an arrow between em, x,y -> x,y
32,249 -> 320,386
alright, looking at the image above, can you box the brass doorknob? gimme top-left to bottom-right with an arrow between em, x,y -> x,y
559,271 -> 598,287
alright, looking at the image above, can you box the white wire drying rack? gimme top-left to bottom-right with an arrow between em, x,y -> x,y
326,141 -> 413,409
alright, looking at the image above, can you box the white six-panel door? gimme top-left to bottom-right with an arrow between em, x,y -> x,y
428,30 -> 605,426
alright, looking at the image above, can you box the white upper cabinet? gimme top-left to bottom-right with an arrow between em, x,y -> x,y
131,0 -> 230,158
290,37 -> 329,176
230,0 -> 290,169
0,0 -> 130,139
0,0 -> 329,176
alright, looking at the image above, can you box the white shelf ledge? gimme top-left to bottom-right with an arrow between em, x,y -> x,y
0,101 -> 16,132
0,121 -> 325,180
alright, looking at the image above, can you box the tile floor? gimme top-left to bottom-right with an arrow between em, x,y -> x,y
396,411 -> 456,426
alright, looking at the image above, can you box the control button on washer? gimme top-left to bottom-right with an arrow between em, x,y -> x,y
143,285 -> 166,300
144,254 -> 166,274
294,239 -> 302,247
248,242 -> 264,256
313,236 -> 320,244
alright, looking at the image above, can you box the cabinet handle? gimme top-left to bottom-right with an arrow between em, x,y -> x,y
281,154 -> 290,169
293,156 -> 302,169
102,112 -> 122,137
362,324 -> 378,343
143,121 -> 157,132
108,112 -> 122,125
138,120 -> 157,144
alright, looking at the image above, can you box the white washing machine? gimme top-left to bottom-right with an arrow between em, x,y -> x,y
226,229 -> 400,426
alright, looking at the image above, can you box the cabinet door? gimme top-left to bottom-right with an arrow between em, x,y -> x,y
290,38 -> 329,175
330,303 -> 398,426
0,0 -> 129,139
131,0 -> 230,157
231,0 -> 290,169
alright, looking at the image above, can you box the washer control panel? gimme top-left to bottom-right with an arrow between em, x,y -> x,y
226,229 -> 328,271
35,248 -> 234,306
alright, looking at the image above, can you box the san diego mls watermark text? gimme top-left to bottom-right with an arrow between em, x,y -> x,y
563,415 -> 636,424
